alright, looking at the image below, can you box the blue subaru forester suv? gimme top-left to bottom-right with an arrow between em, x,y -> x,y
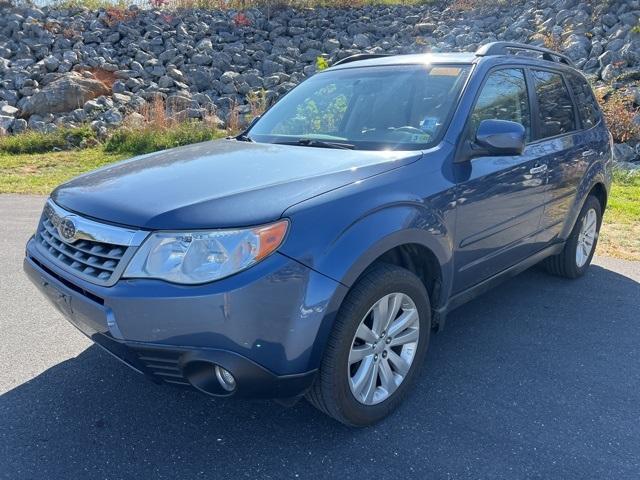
25,43 -> 612,426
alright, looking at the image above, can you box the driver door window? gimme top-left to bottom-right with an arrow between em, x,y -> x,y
470,68 -> 531,141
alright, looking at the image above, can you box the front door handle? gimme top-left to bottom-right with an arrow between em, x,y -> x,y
582,149 -> 597,157
529,164 -> 548,175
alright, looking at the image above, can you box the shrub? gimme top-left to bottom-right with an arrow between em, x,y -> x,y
316,56 -> 329,71
247,88 -> 268,118
450,0 -> 507,11
103,121 -> 226,155
103,5 -> 138,27
596,90 -> 640,144
0,126 -> 96,154
539,32 -> 562,51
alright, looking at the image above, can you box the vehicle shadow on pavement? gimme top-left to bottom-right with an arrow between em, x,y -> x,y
2,264 -> 639,479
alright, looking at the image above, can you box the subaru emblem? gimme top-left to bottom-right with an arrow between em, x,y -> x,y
58,217 -> 77,242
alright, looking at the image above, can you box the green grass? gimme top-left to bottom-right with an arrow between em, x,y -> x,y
0,122 -> 227,194
0,148 -> 126,194
0,126 -> 96,155
104,122 -> 226,155
599,171 -> 640,260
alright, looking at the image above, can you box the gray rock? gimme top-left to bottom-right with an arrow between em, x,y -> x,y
562,34 -> 591,61
158,76 -> 174,88
262,59 -> 284,75
112,80 -> 127,94
621,42 -> 640,66
72,108 -> 87,122
323,39 -> 340,53
166,94 -> 193,112
602,64 -> 621,82
20,73 -> 110,117
192,54 -> 212,66
43,56 -> 60,73
12,118 -> 27,134
613,143 -> 636,163
106,32 -> 121,44
0,115 -> 14,131
102,109 -> 123,125
0,104 -> 19,116
62,51 -> 78,64
353,34 -> 371,49
601,13 -> 617,28
29,120 -> 46,132
83,100 -> 102,114
221,71 -> 240,84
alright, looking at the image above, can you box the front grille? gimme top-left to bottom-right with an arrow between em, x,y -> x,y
33,199 -> 147,287
36,216 -> 126,284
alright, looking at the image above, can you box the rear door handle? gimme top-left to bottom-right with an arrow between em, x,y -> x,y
582,150 -> 597,157
529,164 -> 548,175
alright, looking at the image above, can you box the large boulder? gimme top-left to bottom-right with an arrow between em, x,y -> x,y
20,73 -> 110,118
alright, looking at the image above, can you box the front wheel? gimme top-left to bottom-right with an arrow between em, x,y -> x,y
306,264 -> 431,427
544,195 -> 602,279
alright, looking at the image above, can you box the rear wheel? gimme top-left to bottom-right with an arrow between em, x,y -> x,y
306,264 -> 430,427
544,195 -> 602,279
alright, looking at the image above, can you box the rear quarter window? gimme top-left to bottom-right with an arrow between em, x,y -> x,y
531,69 -> 577,139
566,72 -> 602,129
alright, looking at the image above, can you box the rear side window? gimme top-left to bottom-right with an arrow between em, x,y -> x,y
531,70 -> 577,139
471,68 -> 531,141
566,73 -> 601,129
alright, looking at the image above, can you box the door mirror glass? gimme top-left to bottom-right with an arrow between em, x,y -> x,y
475,119 -> 525,156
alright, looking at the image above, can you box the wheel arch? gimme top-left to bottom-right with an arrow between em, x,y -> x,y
307,227 -> 453,372
560,162 -> 610,240
358,243 -> 444,318
588,181 -> 608,212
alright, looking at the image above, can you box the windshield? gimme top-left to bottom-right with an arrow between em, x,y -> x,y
248,64 -> 471,151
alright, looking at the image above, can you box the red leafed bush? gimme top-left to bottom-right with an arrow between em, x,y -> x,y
233,12 -> 251,27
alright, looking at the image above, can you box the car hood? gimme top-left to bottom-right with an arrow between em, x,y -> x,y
52,139 -> 421,229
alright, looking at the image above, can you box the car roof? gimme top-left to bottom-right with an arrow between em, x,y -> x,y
326,52 -> 478,70
325,42 -> 577,73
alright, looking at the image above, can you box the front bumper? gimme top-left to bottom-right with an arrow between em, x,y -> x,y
24,238 -> 347,398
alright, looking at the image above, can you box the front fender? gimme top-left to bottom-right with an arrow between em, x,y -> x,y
280,157 -> 456,303
315,205 -> 452,289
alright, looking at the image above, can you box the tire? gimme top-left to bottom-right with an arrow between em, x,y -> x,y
306,264 -> 431,427
544,195 -> 602,279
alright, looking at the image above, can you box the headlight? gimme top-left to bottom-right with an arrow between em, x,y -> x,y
123,220 -> 288,284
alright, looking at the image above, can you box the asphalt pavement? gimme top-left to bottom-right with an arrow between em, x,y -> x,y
1,194 -> 639,479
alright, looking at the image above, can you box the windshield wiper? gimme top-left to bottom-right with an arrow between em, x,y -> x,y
295,138 -> 356,150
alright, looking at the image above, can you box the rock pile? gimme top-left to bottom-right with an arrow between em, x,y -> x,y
0,0 -> 638,162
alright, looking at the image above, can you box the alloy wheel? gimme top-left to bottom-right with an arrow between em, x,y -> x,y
576,208 -> 597,268
347,292 -> 420,405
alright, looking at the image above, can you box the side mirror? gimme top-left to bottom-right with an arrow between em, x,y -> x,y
475,119 -> 525,156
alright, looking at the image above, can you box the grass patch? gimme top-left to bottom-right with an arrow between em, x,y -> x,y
0,148 -> 126,194
599,171 -> 640,261
0,126 -> 96,155
104,122 -> 227,155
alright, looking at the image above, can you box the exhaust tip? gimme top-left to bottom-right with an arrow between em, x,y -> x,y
183,361 -> 237,396
215,365 -> 236,392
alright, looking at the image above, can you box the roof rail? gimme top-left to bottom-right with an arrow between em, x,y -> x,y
332,53 -> 392,67
475,42 -> 574,67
